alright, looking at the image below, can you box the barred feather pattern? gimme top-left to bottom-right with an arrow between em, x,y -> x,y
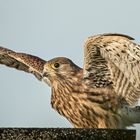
84,33 -> 140,105
50,70 -> 128,128
1,33 -> 140,128
0,46 -> 46,80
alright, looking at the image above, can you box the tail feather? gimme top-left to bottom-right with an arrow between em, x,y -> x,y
120,106 -> 140,124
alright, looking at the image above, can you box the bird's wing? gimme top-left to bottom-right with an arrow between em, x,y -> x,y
83,33 -> 140,105
0,47 -> 46,80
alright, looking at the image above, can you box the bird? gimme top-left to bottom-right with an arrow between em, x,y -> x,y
0,33 -> 140,129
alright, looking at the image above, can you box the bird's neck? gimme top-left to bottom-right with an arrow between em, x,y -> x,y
50,71 -> 83,110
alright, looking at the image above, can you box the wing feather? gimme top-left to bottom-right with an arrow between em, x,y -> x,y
0,46 -> 46,80
83,33 -> 140,105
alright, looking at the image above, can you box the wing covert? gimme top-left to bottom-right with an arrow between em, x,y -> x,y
83,33 -> 140,105
0,46 -> 46,80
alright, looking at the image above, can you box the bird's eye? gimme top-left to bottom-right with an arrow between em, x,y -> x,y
53,63 -> 60,69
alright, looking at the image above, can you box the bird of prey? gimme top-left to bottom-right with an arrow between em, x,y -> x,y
0,33 -> 140,128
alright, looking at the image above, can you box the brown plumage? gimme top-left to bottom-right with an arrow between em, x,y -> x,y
1,33 -> 140,128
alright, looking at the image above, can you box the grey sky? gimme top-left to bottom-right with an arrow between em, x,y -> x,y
0,0 -> 140,139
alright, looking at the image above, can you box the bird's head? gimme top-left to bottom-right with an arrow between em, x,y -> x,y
42,57 -> 82,87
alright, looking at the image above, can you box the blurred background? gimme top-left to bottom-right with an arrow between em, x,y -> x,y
0,0 -> 140,139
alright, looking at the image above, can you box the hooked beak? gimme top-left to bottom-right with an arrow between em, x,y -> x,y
42,72 -> 51,87
42,72 -> 49,77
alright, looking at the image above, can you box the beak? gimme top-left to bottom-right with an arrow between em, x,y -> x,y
42,72 -> 49,77
42,72 -> 51,87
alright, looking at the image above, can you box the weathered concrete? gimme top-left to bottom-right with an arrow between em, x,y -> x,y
0,128 -> 136,140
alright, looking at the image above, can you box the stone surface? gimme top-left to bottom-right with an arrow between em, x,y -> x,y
0,128 -> 136,140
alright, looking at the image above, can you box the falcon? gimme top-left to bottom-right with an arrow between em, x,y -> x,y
0,33 -> 140,128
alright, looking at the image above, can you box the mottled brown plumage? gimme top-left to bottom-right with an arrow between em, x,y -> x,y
1,33 -> 140,128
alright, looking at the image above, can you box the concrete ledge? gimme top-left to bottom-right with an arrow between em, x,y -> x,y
0,128 -> 136,140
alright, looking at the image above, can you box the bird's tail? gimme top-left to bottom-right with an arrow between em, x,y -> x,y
120,105 -> 140,124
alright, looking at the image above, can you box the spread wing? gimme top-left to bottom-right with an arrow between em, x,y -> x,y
83,33 -> 140,105
0,46 -> 46,80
